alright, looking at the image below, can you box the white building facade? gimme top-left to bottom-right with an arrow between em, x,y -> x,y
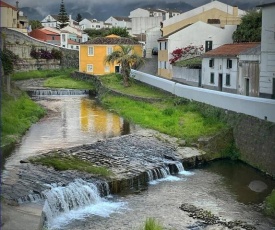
258,2 -> 275,99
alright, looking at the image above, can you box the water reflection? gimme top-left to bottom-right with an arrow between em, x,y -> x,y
3,95 -> 134,170
204,160 -> 275,204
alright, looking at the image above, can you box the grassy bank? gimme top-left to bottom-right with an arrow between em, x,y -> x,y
265,190 -> 275,217
1,89 -> 46,147
99,74 -> 226,144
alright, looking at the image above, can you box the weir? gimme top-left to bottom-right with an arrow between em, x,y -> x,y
27,89 -> 90,96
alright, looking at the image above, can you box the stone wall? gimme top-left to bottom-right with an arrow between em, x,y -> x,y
1,28 -> 79,71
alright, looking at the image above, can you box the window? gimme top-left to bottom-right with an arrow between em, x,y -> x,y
210,73 -> 215,84
209,59 -> 214,68
106,46 -> 113,55
164,42 -> 167,50
227,59 -> 232,69
226,74 -> 230,86
205,40 -> 213,52
88,46 -> 94,56
159,42 -> 161,50
62,34 -> 66,42
76,46 -> 79,49
164,61 -> 167,69
87,64 -> 93,72
105,66 -> 110,73
71,45 -> 73,49
52,36 -> 55,40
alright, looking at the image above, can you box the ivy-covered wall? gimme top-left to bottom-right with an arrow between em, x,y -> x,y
1,28 -> 79,71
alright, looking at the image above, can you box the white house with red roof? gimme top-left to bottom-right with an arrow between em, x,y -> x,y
201,43 -> 261,96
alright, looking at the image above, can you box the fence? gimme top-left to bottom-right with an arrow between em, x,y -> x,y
131,69 -> 275,123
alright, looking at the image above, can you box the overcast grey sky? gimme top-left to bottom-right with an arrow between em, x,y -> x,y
4,0 -> 272,20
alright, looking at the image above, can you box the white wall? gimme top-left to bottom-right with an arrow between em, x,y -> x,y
260,4 -> 275,97
131,17 -> 162,35
202,57 -> 238,90
131,69 -> 275,123
145,26 -> 161,57
172,67 -> 200,86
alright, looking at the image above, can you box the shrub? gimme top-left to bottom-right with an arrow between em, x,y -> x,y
51,48 -> 62,60
0,49 -> 19,75
141,218 -> 163,230
265,190 -> 275,217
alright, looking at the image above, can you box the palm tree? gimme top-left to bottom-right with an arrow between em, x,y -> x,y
105,45 -> 144,87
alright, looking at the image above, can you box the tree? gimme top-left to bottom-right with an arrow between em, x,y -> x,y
75,13 -> 83,23
104,27 -> 130,38
57,0 -> 69,29
29,20 -> 43,30
105,45 -> 144,87
232,10 -> 262,43
84,28 -> 109,39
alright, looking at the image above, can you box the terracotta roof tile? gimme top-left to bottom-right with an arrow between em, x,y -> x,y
68,39 -> 80,45
83,37 -> 140,45
0,1 -> 17,10
203,43 -> 261,57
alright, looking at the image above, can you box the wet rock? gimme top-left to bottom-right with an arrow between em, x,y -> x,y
248,180 -> 268,193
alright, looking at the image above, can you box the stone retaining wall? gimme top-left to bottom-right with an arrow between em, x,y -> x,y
2,28 -> 79,71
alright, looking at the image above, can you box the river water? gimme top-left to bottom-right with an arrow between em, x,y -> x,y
3,95 -> 275,230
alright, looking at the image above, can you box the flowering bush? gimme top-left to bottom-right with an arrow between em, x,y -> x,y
169,45 -> 204,64
30,46 -> 62,60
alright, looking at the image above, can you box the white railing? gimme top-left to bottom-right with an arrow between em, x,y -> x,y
131,69 -> 275,123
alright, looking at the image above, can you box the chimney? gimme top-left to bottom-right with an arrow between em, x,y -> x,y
233,6 -> 238,16
16,1 -> 19,9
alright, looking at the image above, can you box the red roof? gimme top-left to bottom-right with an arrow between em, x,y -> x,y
0,1 -> 17,10
203,43 -> 261,57
41,29 -> 60,35
68,39 -> 80,45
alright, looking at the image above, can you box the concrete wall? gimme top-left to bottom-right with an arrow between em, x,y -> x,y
2,28 -> 79,71
260,4 -> 275,98
131,69 -> 275,123
172,67 -> 200,86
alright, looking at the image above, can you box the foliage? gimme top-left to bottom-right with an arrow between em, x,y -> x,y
30,46 -> 62,60
44,75 -> 95,89
84,28 -> 110,39
174,57 -> 202,68
100,73 -> 168,98
57,0 -> 69,29
140,218 -> 163,230
1,90 -> 46,146
232,10 -> 262,42
104,27 -> 130,37
0,49 -> 19,75
30,155 -> 112,177
28,20 -> 43,30
265,190 -> 275,217
75,13 -> 83,22
169,45 -> 204,64
11,68 -> 76,80
105,45 -> 144,87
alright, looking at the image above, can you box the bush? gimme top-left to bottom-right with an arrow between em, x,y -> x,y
265,190 -> 275,217
0,49 -> 19,75
141,218 -> 163,230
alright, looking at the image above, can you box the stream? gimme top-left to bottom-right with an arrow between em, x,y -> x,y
2,94 -> 275,230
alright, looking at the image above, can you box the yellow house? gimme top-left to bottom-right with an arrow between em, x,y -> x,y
79,34 -> 143,75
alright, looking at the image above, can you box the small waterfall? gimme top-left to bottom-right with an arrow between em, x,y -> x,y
42,179 -> 126,229
28,89 -> 90,96
18,193 -> 44,204
174,161 -> 184,173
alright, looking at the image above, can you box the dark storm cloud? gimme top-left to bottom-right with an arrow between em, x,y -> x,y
4,0 -> 272,20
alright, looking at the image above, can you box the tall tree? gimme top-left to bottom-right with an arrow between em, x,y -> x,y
29,20 -> 43,30
75,13 -> 83,23
232,10 -> 262,43
105,45 -> 144,87
57,0 -> 69,29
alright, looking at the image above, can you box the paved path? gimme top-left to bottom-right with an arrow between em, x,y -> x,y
137,56 -> 158,76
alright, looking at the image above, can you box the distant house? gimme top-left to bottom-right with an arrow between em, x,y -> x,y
257,2 -> 275,99
29,28 -> 60,45
157,1 -> 245,79
157,21 -> 237,79
41,14 -> 79,29
105,16 -> 132,31
129,8 -> 180,35
79,34 -> 142,75
0,1 -> 28,33
201,43 -> 261,96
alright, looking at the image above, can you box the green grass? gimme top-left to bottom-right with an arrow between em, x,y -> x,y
11,68 -> 76,81
101,95 -> 226,143
100,73 -> 170,99
43,75 -> 95,89
141,218 -> 163,230
265,190 -> 275,217
1,90 -> 46,146
30,155 -> 112,178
